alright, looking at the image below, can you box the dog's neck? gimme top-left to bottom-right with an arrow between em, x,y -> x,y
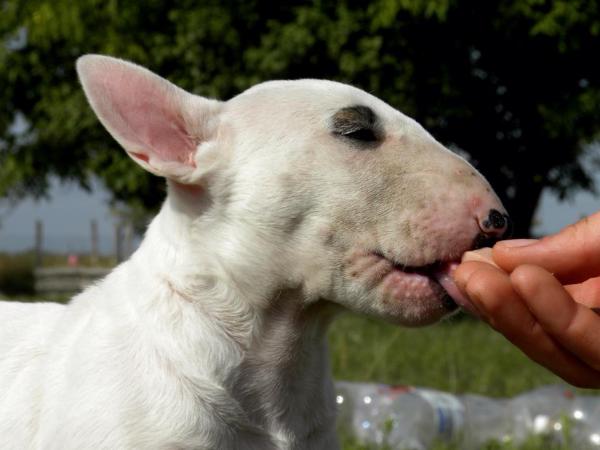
124,188 -> 338,446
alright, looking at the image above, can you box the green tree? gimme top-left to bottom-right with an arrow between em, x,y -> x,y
2,0 -> 599,236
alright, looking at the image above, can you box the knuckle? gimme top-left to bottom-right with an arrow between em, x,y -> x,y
505,318 -> 544,349
524,314 -> 541,338
563,313 -> 585,341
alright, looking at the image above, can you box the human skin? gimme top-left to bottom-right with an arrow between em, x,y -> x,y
453,211 -> 600,388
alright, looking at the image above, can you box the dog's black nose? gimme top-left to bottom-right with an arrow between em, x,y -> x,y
479,209 -> 511,237
473,209 -> 512,249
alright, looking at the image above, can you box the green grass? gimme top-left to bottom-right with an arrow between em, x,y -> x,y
340,436 -> 570,450
328,313 -> 564,396
0,251 -> 35,295
0,251 -> 116,269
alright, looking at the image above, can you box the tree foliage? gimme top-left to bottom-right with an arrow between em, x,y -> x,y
1,0 -> 599,235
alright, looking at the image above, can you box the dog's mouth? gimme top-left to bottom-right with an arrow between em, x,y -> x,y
372,252 -> 474,313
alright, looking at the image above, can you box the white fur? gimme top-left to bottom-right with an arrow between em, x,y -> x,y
0,55 -> 506,449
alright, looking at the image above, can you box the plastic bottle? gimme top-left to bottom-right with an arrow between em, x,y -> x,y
569,393 -> 600,450
335,381 -> 600,449
336,381 -> 464,449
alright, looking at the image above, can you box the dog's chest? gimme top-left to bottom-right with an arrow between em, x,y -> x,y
223,332 -> 339,448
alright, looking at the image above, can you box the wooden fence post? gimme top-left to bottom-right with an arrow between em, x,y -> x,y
115,223 -> 124,263
91,220 -> 98,264
34,220 -> 43,267
124,223 -> 133,258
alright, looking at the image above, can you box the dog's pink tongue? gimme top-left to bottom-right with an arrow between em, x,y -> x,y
433,262 -> 479,315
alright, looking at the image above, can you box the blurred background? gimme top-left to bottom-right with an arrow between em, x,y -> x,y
1,1 -> 600,448
2,0 -> 600,254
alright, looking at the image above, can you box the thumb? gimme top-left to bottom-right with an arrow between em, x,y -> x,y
493,211 -> 600,284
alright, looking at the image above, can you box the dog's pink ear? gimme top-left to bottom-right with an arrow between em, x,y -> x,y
76,54 -> 221,182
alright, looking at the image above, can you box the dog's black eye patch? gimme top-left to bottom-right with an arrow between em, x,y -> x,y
331,105 -> 382,147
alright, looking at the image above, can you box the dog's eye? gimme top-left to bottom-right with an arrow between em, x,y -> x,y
341,128 -> 378,143
331,105 -> 381,147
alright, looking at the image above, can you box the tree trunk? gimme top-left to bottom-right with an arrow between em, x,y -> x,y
503,177 -> 545,238
475,158 -> 546,239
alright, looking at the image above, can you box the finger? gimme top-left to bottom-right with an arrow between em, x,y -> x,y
460,262 -> 600,387
493,211 -> 600,284
461,247 -> 499,268
453,261 -> 495,317
511,264 -> 600,372
564,276 -> 600,309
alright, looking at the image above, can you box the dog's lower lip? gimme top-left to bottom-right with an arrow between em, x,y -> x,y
373,252 -> 464,310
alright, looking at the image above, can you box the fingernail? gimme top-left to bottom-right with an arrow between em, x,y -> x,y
496,239 -> 538,249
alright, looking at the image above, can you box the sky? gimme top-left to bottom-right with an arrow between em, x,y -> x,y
1,170 -> 600,256
0,178 -> 116,254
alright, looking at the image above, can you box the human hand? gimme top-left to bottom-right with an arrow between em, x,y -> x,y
453,211 -> 600,388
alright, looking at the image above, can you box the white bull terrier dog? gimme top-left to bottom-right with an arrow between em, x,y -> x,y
0,55 -> 509,449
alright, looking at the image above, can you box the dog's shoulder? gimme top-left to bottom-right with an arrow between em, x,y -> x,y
0,300 -> 66,352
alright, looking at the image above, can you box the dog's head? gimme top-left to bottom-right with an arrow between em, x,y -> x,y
78,55 -> 508,326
